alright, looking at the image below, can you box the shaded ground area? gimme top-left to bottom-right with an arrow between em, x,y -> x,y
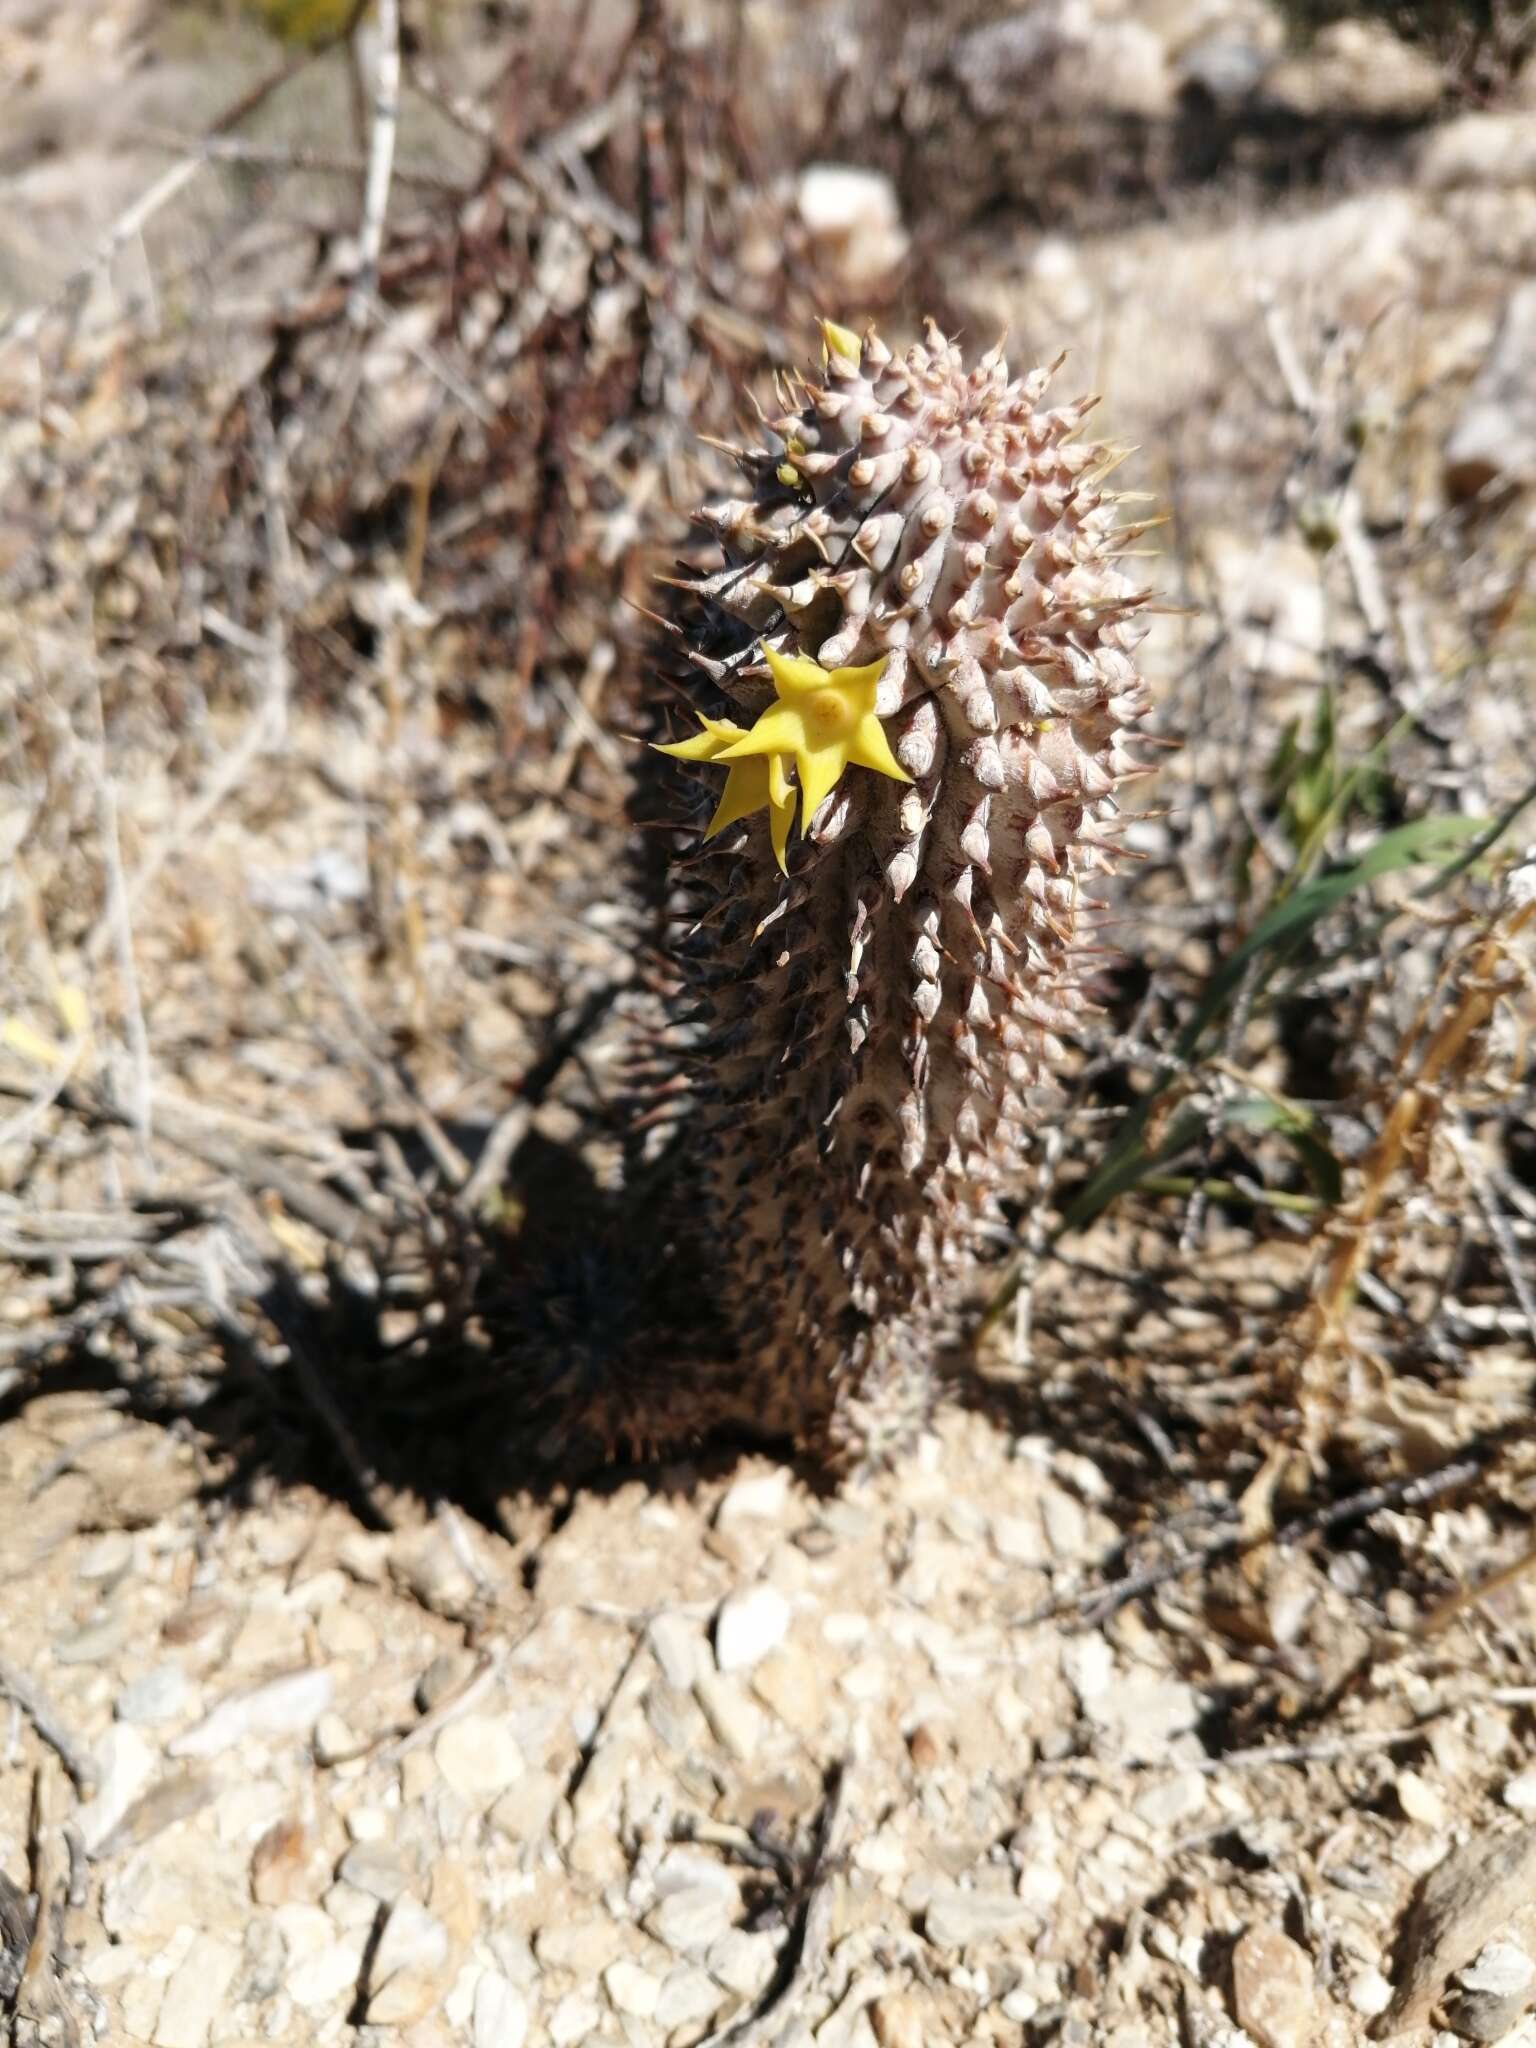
2,2 -> 1536,2044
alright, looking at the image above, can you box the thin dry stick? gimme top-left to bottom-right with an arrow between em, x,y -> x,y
697,1761 -> 852,2048
0,1658 -> 98,1798
0,20 -> 367,352
351,0 -> 401,324
90,673 -> 153,1160
1307,898 -> 1536,1366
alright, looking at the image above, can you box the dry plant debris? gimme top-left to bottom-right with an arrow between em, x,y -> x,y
1,1 -> 1535,2044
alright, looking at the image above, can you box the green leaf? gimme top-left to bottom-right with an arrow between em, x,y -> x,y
1057,814 -> 1488,1237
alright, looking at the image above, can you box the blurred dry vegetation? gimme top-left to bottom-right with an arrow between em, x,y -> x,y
1,0 -> 1535,1606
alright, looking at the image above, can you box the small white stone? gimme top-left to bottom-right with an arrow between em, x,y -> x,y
714,1583 -> 789,1674
371,1894 -> 449,1982
346,1804 -> 390,1843
1346,1968 -> 1393,2018
153,1935 -> 238,2048
925,1885 -> 1032,1949
716,1467 -> 791,1526
604,1959 -> 661,2018
547,1990 -> 602,2046
434,1715 -> 523,1803
1458,1940 -> 1534,1996
170,1668 -> 334,1759
656,1966 -> 724,2028
78,1531 -> 134,1582
288,1940 -> 366,2011
707,1928 -> 777,1998
646,1883 -> 734,1957
77,1725 -> 158,1854
649,1612 -> 705,1690
1503,1772 -> 1536,1816
473,1971 -> 528,2048
694,1670 -> 764,1760
1061,1634 -> 1115,1704
116,1664 -> 191,1725
1396,1770 -> 1447,1828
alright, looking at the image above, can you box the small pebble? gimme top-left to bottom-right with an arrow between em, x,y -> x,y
694,1670 -> 764,1760
338,1843 -> 412,1904
473,1972 -> 529,2048
656,1966 -> 724,2028
170,1668 -> 334,1759
604,1958 -> 661,2018
645,1884 -> 734,1957
716,1468 -> 791,1525
435,1715 -> 523,1803
152,1933 -> 238,2048
925,1884 -> 1033,1949
78,1531 -> 135,1583
1503,1772 -> 1536,1816
116,1664 -> 191,1726
1397,1769 -> 1447,1827
547,1990 -> 603,2046
714,1583 -> 790,1674
288,1939 -> 366,2011
1231,1926 -> 1315,2048
707,1927 -> 778,1997
1347,1968 -> 1393,2018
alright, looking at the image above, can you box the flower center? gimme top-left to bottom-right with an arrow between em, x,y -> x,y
805,688 -> 854,738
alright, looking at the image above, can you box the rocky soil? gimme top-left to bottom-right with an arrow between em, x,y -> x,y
3,3 -> 1536,2046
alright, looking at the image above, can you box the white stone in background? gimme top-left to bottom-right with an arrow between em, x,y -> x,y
656,1967 -> 724,2029
649,1611 -> 705,1690
116,1664 -> 191,1725
77,1725 -> 157,1854
473,1971 -> 529,2048
1347,1968 -> 1393,2018
79,1530 -> 134,1582
152,1934 -> 238,2048
1061,1634 -> 1115,1705
717,1467 -> 791,1526
434,1715 -> 523,1803
1397,1770 -> 1447,1828
366,1894 -> 451,2025
604,1958 -> 661,2018
1084,1675 -> 1202,1761
1504,1774 -> 1536,1817
169,1667 -> 334,1759
925,1885 -> 1033,1949
1445,283 -> 1536,499
645,1883 -> 734,1957
547,1990 -> 603,2045
707,1928 -> 778,1998
715,1583 -> 789,1674
795,164 -> 908,293
694,1670 -> 764,1761
1421,112 -> 1536,191
288,1939 -> 366,2012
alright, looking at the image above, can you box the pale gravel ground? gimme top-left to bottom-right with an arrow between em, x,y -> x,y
7,1386 -> 1536,2048
5,6 -> 1536,2047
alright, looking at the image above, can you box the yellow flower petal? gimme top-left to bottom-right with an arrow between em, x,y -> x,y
705,757 -> 773,837
826,657 -> 887,708
652,713 -> 744,761
846,711 -> 912,785
796,741 -> 846,830
761,644 -> 832,699
819,318 -> 862,365
716,702 -> 808,761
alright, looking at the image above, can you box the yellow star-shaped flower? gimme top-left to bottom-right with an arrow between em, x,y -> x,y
653,713 -> 796,873
716,644 -> 911,833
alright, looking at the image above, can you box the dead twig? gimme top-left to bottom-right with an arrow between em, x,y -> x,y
0,1660 -> 98,1799
696,1761 -> 852,2048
